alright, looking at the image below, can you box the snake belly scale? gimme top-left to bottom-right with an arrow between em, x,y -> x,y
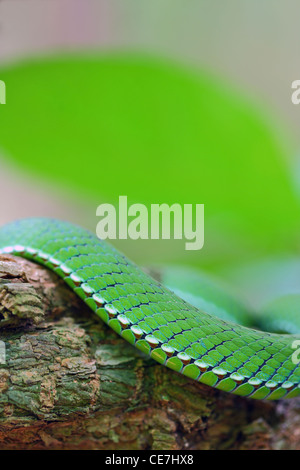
0,218 -> 299,400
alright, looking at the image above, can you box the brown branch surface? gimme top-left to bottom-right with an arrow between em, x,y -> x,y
0,254 -> 299,450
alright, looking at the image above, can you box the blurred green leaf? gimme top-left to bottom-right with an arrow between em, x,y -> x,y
0,53 -> 298,268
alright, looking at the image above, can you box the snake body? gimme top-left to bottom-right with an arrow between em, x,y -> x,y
0,218 -> 299,400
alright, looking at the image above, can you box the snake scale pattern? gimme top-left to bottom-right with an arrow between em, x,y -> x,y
0,218 -> 299,400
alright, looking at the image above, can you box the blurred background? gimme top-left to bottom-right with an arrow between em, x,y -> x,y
0,0 -> 300,308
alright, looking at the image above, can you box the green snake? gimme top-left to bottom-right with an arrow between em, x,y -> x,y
0,218 -> 299,400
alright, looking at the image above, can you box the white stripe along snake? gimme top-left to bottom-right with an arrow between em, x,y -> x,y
0,218 -> 299,400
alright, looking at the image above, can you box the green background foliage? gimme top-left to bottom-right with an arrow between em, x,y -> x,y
0,53 -> 298,271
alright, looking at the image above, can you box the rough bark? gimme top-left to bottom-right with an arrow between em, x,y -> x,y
0,254 -> 299,450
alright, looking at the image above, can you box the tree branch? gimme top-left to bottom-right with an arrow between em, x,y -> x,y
0,255 -> 299,450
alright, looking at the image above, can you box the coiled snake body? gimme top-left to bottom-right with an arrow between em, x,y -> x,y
0,218 -> 299,400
